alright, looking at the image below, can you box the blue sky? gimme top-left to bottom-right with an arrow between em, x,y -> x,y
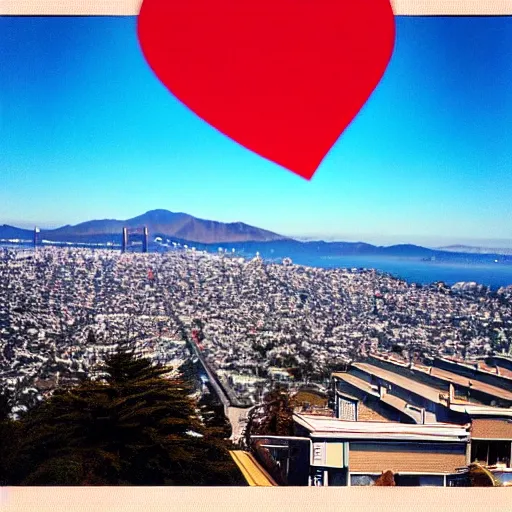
0,15 -> 511,247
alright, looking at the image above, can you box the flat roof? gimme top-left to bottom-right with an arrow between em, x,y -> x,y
332,372 -> 379,396
426,366 -> 512,402
369,353 -> 512,402
293,413 -> 469,442
477,361 -> 499,373
479,361 -> 512,379
380,393 -> 424,424
496,366 -> 512,379
437,356 -> 512,383
449,403 -> 512,417
352,362 -> 446,404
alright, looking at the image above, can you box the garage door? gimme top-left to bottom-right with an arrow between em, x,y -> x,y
349,442 -> 467,473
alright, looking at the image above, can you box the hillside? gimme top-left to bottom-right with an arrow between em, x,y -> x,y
2,210 -> 288,245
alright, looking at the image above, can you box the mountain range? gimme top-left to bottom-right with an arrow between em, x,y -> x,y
1,209 -> 511,263
0,209 -> 286,245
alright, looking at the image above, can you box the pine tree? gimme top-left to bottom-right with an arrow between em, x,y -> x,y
0,387 -> 11,423
245,386 -> 296,447
0,387 -> 19,485
6,347 -> 245,486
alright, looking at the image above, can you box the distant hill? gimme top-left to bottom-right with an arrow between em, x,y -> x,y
0,225 -> 33,240
1,210 -> 288,245
2,212 -> 512,265
439,245 -> 512,256
202,239 -> 438,258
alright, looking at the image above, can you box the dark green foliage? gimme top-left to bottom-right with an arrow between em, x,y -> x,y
197,393 -> 232,439
1,348 -> 246,486
245,386 -> 296,447
0,388 -> 20,485
177,358 -> 201,386
0,388 -> 11,423
86,329 -> 96,345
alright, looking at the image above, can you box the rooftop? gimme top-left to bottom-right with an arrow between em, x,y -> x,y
334,371 -> 443,424
380,393 -> 425,424
426,366 -> 512,402
436,356 -> 512,384
370,354 -> 512,402
332,372 -> 380,397
293,413 -> 470,442
352,362 -> 446,404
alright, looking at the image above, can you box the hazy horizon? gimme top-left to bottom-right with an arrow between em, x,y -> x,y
3,210 -> 512,250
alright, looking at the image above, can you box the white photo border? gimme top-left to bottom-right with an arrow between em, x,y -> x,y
0,0 -> 512,15
1,1 -> 511,512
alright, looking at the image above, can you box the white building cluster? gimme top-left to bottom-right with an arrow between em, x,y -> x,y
1,246 -> 511,411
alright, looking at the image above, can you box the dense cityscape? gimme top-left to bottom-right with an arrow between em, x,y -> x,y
1,246 -> 512,417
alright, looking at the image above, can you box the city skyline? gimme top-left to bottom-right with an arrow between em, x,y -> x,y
1,15 -> 511,246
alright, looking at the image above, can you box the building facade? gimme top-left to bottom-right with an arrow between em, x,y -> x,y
251,353 -> 512,486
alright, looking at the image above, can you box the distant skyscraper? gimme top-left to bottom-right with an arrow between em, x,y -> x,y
122,227 -> 128,253
33,226 -> 40,248
142,226 -> 149,253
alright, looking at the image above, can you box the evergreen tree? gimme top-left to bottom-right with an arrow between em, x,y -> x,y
0,387 -> 11,423
0,387 -> 19,485
245,386 -> 296,447
5,347 -> 245,486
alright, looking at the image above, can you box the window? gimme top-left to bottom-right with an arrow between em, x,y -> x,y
471,441 -> 511,467
350,474 -> 379,486
329,469 -> 347,486
395,474 -> 445,486
471,441 -> 489,464
338,397 -> 356,421
447,473 -> 470,487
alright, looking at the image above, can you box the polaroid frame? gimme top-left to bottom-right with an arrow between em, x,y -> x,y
0,1 -> 511,511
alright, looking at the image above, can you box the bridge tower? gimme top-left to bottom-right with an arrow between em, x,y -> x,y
121,226 -> 149,253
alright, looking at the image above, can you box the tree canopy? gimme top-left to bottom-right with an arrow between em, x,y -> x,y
244,386 -> 296,447
1,347 -> 245,486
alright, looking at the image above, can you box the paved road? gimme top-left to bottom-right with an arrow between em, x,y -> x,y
185,332 -> 253,441
226,406 -> 253,443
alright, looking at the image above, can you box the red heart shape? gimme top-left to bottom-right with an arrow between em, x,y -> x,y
138,0 -> 395,180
